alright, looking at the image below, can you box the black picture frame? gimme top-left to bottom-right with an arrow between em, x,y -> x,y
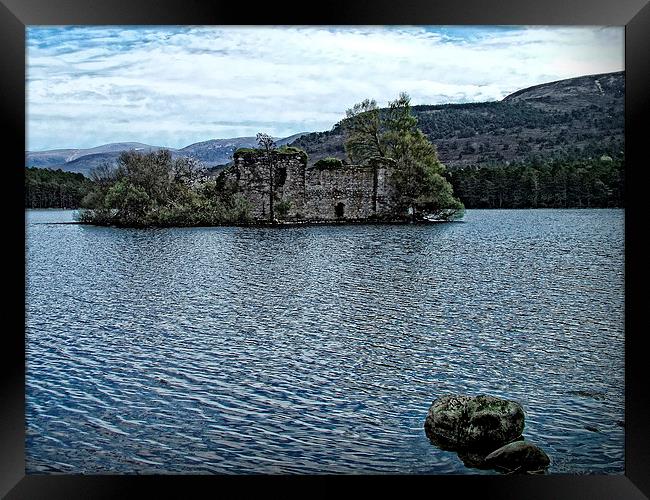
2,1 -> 648,497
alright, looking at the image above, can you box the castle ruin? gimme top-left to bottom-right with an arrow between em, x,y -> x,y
220,149 -> 399,222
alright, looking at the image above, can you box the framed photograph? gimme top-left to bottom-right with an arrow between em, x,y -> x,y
3,0 -> 648,497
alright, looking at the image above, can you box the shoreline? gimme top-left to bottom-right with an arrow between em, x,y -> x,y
36,218 -> 465,228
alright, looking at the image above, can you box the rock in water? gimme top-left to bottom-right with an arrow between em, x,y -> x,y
424,395 -> 525,450
457,436 -> 526,469
484,441 -> 550,472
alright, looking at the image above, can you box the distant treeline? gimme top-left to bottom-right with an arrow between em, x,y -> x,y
25,167 -> 95,209
25,155 -> 625,211
448,156 -> 624,209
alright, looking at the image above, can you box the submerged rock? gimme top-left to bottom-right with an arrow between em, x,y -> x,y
457,436 -> 525,469
484,440 -> 550,473
567,389 -> 607,400
424,394 -> 525,450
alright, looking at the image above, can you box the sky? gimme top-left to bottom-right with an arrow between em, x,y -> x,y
26,26 -> 624,151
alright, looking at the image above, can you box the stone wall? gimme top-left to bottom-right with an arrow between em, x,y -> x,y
226,150 -> 307,220
222,150 -> 397,222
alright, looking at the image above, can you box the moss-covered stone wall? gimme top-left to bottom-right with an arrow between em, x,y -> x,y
222,150 -> 396,222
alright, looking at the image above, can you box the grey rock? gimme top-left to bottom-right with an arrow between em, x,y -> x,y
484,440 -> 550,473
424,394 -> 525,450
457,436 -> 525,469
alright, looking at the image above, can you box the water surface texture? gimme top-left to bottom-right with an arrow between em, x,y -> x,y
26,209 -> 625,474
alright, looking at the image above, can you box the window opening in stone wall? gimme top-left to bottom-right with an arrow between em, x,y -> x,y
275,167 -> 287,187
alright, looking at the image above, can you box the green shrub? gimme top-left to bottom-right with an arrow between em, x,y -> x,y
276,146 -> 304,154
275,199 -> 292,219
233,148 -> 263,157
314,157 -> 344,170
234,146 -> 307,162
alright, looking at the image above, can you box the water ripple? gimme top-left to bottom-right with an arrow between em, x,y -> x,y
25,209 -> 624,474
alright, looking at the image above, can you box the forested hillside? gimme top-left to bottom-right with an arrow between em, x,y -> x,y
448,156 -> 624,209
25,167 -> 94,208
290,72 -> 624,169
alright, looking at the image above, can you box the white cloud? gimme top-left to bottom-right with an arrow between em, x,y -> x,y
27,26 -> 624,150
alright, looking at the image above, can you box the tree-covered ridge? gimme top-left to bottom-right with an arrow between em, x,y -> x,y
25,167 -> 95,208
290,72 -> 624,169
291,101 -> 624,168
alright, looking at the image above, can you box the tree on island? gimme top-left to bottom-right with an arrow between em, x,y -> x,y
344,98 -> 385,162
256,132 -> 277,222
78,149 -> 251,226
343,92 -> 464,221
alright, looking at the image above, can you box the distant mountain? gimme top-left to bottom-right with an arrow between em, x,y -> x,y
25,149 -> 79,169
25,133 -> 309,176
27,71 -> 624,176
176,137 -> 259,165
177,133 -> 307,165
289,71 -> 624,168
26,142 -> 174,175
502,71 -> 623,111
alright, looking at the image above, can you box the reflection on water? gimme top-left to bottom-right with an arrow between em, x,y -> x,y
25,209 -> 625,474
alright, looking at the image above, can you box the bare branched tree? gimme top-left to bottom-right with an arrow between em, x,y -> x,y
256,133 -> 276,221
172,156 -> 206,186
89,161 -> 119,187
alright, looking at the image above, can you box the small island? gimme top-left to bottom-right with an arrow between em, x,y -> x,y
78,93 -> 464,227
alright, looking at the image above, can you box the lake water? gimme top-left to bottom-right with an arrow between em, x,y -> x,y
25,209 -> 625,474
